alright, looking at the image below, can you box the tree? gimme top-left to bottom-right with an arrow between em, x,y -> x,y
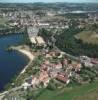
47,80 -> 56,90
26,89 -> 37,100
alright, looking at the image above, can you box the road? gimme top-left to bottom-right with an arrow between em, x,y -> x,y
0,86 -> 23,100
54,45 -> 80,61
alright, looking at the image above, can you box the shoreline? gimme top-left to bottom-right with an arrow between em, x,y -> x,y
0,27 -> 24,37
10,45 -> 35,74
0,45 -> 35,93
17,49 -> 34,74
0,32 -> 24,38
18,49 -> 34,61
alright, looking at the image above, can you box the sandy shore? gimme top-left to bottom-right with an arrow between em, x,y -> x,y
18,49 -> 34,61
17,48 -> 35,74
10,46 -> 35,74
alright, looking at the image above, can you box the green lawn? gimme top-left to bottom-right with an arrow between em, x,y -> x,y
37,80 -> 98,100
0,17 -> 7,24
74,88 -> 98,100
0,17 -> 9,29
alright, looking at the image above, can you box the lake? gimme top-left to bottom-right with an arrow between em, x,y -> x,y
0,34 -> 29,91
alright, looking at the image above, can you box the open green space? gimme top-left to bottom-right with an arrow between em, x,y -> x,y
75,31 -> 98,45
37,80 -> 98,100
0,17 -> 9,29
0,17 -> 7,24
74,87 -> 98,100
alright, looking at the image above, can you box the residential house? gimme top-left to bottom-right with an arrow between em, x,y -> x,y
56,73 -> 70,84
39,70 -> 50,87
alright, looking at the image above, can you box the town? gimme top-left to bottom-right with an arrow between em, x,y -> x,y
0,3 -> 98,36
0,2 -> 98,100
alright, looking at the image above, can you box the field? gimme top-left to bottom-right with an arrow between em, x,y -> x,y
0,17 -> 9,29
74,31 -> 98,45
37,80 -> 98,100
74,88 -> 98,100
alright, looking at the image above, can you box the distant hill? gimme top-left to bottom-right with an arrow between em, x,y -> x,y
75,31 -> 98,45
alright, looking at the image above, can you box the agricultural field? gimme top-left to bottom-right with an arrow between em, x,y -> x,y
75,31 -> 98,45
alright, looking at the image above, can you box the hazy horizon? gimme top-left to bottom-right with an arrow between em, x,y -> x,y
0,0 -> 98,3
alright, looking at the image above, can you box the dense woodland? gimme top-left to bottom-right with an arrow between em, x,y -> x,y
40,25 -> 98,58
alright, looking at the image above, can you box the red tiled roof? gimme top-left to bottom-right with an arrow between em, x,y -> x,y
56,74 -> 68,83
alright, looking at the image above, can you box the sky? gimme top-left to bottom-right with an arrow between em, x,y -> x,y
0,0 -> 98,3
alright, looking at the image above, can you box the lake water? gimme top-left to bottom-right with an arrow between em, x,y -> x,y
0,34 -> 29,91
